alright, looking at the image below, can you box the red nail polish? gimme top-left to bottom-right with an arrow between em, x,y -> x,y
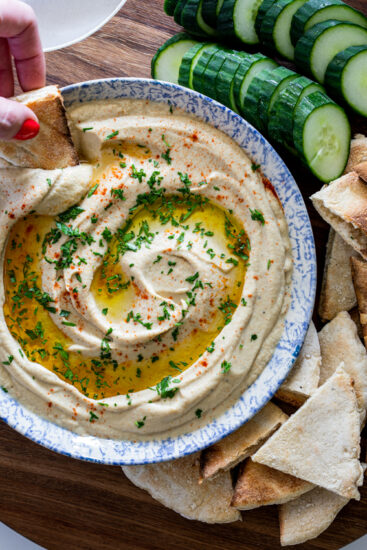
14,119 -> 40,140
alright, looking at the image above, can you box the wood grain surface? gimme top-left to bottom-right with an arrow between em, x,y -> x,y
1,1 -> 367,548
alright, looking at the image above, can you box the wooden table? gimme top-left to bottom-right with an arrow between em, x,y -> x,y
1,1 -> 367,548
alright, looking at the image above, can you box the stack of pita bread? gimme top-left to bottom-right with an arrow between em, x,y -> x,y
123,136 -> 367,546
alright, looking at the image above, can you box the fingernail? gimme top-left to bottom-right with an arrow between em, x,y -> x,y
14,119 -> 40,140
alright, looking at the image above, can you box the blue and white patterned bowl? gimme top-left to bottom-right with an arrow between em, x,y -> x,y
0,78 -> 316,464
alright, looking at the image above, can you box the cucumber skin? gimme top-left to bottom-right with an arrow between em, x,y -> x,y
216,54 -> 245,111
259,0 -> 293,53
164,0 -> 178,16
325,45 -> 367,115
178,43 -> 206,88
233,53 -> 266,106
192,45 -> 224,94
254,0 -> 276,38
202,0 -> 220,27
257,67 -> 297,130
201,48 -> 229,99
294,20 -> 346,82
290,0 -> 364,47
268,77 -> 323,147
216,0 -> 236,38
174,0 -> 187,25
151,33 -> 196,79
181,0 -> 208,36
293,91 -> 351,182
242,68 -> 276,132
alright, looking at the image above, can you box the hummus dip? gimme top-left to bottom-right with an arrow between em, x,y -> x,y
0,99 -> 292,439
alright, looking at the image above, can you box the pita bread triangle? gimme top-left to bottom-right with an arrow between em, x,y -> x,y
122,451 -> 240,524
231,458 -> 313,511
276,321 -> 320,406
279,486 -> 349,546
0,85 -> 78,169
252,366 -> 363,499
199,402 -> 287,482
350,256 -> 367,350
318,311 -> 367,426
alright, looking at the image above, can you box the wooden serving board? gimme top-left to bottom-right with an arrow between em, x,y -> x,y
1,1 -> 367,548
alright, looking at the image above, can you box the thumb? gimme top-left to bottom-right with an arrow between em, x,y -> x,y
0,96 -> 39,140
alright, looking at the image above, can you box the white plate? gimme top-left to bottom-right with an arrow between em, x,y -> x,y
21,0 -> 127,52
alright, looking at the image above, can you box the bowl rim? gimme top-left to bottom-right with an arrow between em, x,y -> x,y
0,77 -> 316,464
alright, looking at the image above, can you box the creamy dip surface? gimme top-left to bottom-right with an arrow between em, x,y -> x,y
0,99 -> 292,439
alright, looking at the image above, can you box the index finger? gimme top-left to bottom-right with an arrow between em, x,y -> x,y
0,0 -> 45,91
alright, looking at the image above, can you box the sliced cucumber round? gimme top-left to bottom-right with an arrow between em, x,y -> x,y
181,0 -> 218,36
268,76 -> 324,146
325,45 -> 367,117
291,0 -> 367,47
218,0 -> 266,44
234,54 -> 278,112
179,43 -> 212,88
174,0 -> 187,25
259,0 -> 308,60
201,47 -> 230,99
191,45 -> 225,93
257,66 -> 298,131
254,0 -> 276,38
293,91 -> 351,182
215,52 -> 249,112
151,33 -> 198,84
202,0 -> 222,27
164,0 -> 178,16
294,20 -> 367,84
242,67 -> 277,131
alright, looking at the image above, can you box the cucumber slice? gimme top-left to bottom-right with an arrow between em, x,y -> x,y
181,0 -> 218,36
202,0 -> 223,27
253,67 -> 298,132
259,0 -> 308,60
178,42 -> 209,88
151,33 -> 198,84
217,0 -> 267,44
294,20 -> 367,84
164,0 -> 178,16
293,91 -> 351,182
201,47 -> 230,99
291,0 -> 367,47
325,45 -> 367,116
242,67 -> 277,131
254,0 -> 276,37
191,45 -> 225,93
268,76 -> 324,146
234,54 -> 277,111
215,52 -> 249,112
174,0 -> 187,25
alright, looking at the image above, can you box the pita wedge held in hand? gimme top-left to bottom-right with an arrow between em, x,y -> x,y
231,458 -> 313,511
252,367 -> 363,500
318,229 -> 358,321
276,321 -> 321,406
311,171 -> 367,260
350,256 -> 367,350
199,402 -> 287,482
318,310 -> 367,425
122,452 -> 240,524
0,85 -> 78,169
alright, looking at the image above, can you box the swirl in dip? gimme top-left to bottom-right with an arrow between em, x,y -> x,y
0,99 -> 292,439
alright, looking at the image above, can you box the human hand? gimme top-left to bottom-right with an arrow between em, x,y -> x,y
0,0 -> 45,140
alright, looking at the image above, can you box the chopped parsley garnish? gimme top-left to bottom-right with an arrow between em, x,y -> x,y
135,416 -> 146,428
221,360 -> 232,373
106,130 -> 119,140
87,184 -> 99,198
126,311 -> 152,330
251,334 -> 258,341
251,163 -> 261,171
195,408 -> 202,418
250,209 -> 265,225
156,376 -> 178,399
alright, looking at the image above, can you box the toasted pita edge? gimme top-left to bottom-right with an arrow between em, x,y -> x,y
0,85 -> 78,169
199,402 -> 287,482
350,256 -> 367,349
231,459 -> 313,511
345,134 -> 367,173
354,161 -> 367,182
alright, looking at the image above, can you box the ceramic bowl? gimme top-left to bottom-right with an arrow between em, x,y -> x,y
0,78 -> 316,464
